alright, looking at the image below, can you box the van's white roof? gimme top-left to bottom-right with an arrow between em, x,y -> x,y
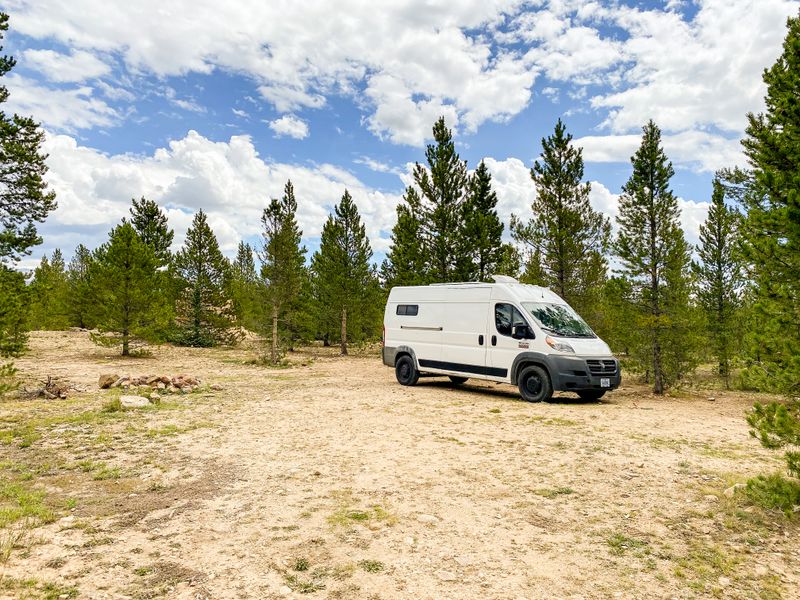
389,282 -> 565,304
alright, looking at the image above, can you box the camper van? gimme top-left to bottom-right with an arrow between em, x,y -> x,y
381,276 -> 620,402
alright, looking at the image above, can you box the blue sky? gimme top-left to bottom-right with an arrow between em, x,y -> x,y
2,0 -> 798,268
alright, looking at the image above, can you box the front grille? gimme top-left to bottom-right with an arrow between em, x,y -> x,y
586,359 -> 617,376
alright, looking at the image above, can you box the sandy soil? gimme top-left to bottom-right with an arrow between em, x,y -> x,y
0,330 -> 798,599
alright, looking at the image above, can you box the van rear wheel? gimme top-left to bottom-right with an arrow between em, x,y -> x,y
448,376 -> 468,385
395,355 -> 419,386
518,365 -> 553,402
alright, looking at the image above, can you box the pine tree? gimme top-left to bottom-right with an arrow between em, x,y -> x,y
28,249 -> 69,330
382,192 -> 427,287
91,222 -> 170,356
511,119 -> 610,317
173,210 -> 237,347
614,120 -> 698,394
737,12 -> 800,395
692,178 -> 742,383
734,13 -> 800,502
0,13 -> 56,266
129,197 -> 174,266
457,161 -> 505,281
260,180 -> 307,363
228,241 -> 262,331
0,13 -> 56,384
66,244 -> 94,329
312,190 -> 379,355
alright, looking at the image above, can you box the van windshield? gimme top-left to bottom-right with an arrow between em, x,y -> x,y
522,302 -> 596,338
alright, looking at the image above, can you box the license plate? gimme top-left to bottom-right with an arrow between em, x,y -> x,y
600,378 -> 610,388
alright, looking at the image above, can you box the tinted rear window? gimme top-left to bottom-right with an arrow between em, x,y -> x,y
396,304 -> 419,316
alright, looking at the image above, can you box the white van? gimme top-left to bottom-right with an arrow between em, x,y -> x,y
381,276 -> 620,402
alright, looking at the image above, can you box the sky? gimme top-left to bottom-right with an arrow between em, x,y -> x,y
2,0 -> 798,270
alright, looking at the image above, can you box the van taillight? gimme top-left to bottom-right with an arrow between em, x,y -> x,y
381,325 -> 385,347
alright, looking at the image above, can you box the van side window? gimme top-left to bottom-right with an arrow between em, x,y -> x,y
495,303 -> 527,337
396,304 -> 419,316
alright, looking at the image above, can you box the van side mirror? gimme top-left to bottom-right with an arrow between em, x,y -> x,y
511,323 -> 532,339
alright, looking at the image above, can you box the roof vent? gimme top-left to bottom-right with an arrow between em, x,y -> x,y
491,275 -> 519,284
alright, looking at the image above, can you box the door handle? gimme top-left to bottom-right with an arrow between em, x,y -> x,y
491,335 -> 497,346
478,334 -> 484,345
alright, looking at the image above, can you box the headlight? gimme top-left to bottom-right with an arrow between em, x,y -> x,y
546,335 -> 575,353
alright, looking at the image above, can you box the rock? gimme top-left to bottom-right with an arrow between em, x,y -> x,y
279,585 -> 292,596
416,514 -> 439,524
120,395 -> 151,409
98,374 -> 119,389
404,536 -> 415,546
704,495 -> 718,502
210,384 -> 224,391
723,483 -> 746,497
718,576 -> 731,587
149,393 -> 161,402
146,375 -> 161,385
754,564 -> 769,577
437,570 -> 457,582
157,382 -> 166,390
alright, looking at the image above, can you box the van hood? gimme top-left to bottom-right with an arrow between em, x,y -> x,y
553,336 -> 612,356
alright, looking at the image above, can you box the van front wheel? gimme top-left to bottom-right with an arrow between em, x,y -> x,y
518,365 -> 553,402
395,355 -> 419,386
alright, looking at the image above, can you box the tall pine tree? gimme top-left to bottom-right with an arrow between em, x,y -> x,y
174,210 -> 238,347
228,241 -> 262,331
66,244 -> 94,329
511,119 -> 610,318
692,178 -> 742,383
311,190 -> 379,355
614,120 -> 697,394
260,180 -> 307,363
91,222 -> 169,356
457,161 -> 505,281
28,249 -> 69,330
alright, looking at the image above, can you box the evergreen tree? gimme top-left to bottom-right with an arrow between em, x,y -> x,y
692,178 -> 742,383
66,244 -> 94,329
260,180 -> 307,363
511,119 -> 610,317
28,249 -> 69,330
91,222 -> 169,356
737,12 -> 800,395
0,13 -> 56,266
128,197 -> 174,266
457,161 -> 505,281
173,210 -> 237,347
228,241 -> 262,331
312,190 -> 379,355
614,120 -> 698,394
0,13 -> 56,384
382,192 -> 427,287
734,13 -> 800,501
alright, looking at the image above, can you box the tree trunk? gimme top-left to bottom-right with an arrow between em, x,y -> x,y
271,302 -> 278,364
340,307 -> 348,356
652,337 -> 663,394
122,329 -> 129,357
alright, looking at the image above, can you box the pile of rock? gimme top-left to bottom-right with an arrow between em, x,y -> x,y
98,373 -> 202,394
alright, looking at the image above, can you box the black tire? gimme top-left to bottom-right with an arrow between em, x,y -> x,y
395,355 -> 419,386
448,376 -> 468,385
577,390 -> 606,401
517,365 -> 553,402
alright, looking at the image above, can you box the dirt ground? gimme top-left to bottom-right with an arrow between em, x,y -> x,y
1,331 -> 798,599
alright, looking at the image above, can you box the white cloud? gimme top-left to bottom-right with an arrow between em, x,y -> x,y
574,130 -> 744,173
22,48 -> 110,82
37,130 -> 402,263
8,0 -> 533,146
4,74 -> 118,132
268,114 -> 309,139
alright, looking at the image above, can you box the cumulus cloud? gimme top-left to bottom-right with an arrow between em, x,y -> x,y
4,73 -> 118,132
22,48 -> 110,82
36,130 -> 402,264
268,115 -> 309,139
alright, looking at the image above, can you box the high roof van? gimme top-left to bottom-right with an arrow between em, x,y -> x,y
381,276 -> 620,402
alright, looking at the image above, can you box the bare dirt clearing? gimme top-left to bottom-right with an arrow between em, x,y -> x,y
1,331 -> 797,599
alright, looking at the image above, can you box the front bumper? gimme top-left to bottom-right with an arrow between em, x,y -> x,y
547,355 -> 621,392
